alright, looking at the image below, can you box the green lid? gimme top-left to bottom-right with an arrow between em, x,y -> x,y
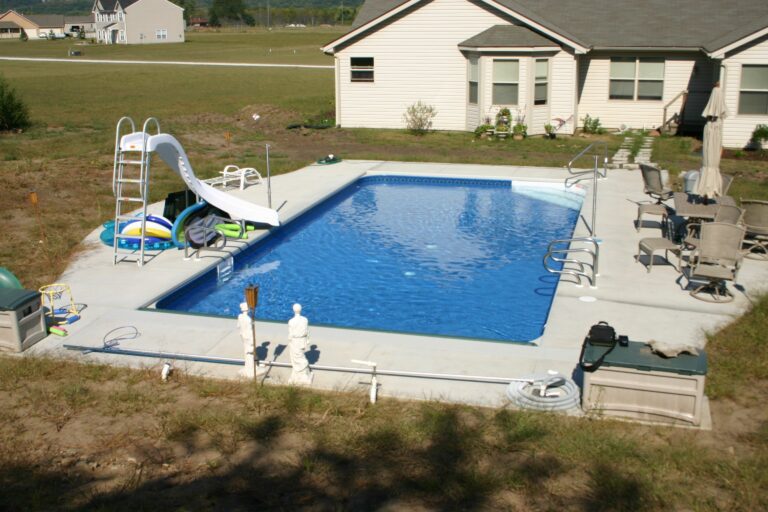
0,289 -> 41,311
582,340 -> 707,376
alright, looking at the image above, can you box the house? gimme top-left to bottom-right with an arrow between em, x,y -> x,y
65,15 -> 97,38
92,0 -> 185,44
322,0 -> 768,148
0,11 -> 66,39
0,20 -> 22,39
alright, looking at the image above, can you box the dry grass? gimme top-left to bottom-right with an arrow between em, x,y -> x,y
0,354 -> 766,511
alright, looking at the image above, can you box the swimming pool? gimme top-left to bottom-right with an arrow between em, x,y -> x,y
156,175 -> 584,342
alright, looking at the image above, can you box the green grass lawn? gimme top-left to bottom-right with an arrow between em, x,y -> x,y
0,29 -> 342,65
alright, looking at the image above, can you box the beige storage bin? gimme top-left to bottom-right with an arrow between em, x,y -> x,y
0,289 -> 47,353
581,340 -> 707,427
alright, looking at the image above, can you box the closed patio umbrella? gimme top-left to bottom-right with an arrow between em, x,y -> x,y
695,84 -> 728,199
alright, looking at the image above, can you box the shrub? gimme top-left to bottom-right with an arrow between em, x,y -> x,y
473,123 -> 493,138
512,123 -> 527,137
0,75 -> 31,132
582,114 -> 604,134
19,28 -> 28,42
750,124 -> 768,149
403,100 -> 437,135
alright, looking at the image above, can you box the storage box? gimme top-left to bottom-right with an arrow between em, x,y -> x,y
581,340 -> 707,426
0,289 -> 47,353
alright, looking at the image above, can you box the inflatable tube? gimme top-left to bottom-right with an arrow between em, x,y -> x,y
172,201 -> 208,249
121,221 -> 172,239
186,215 -> 222,249
146,215 -> 173,230
0,267 -> 23,289
99,224 -> 175,251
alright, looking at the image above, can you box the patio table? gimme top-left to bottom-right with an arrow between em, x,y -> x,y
672,192 -> 735,220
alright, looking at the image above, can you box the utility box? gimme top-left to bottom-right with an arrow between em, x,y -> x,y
581,340 -> 707,426
0,289 -> 47,353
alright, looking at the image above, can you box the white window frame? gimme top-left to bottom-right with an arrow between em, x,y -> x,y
156,29 -> 168,40
492,59 -> 519,106
119,29 -> 125,42
609,57 -> 665,101
738,65 -> 768,115
468,56 -> 479,105
534,58 -> 549,106
350,57 -> 374,83
117,11 -> 123,21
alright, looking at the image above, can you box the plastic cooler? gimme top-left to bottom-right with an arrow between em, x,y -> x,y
581,340 -> 707,426
0,289 -> 47,353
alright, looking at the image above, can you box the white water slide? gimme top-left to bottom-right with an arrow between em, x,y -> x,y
140,133 -> 280,227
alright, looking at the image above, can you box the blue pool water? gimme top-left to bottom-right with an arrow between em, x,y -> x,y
156,176 -> 583,342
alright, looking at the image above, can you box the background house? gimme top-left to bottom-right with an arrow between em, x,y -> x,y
0,11 -> 66,39
0,20 -> 22,39
93,0 -> 185,44
323,0 -> 768,148
65,15 -> 97,38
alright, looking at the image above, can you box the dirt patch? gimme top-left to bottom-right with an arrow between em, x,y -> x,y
723,149 -> 768,161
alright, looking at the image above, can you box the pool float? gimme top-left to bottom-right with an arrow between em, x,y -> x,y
316,154 -> 342,165
215,223 -> 255,239
120,220 -> 172,239
172,201 -> 208,248
100,221 -> 175,251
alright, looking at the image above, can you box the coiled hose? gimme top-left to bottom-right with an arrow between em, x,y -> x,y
506,373 -> 581,412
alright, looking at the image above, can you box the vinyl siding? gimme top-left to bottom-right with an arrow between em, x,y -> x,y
577,52 -> 712,131
549,50 -> 577,134
125,0 -> 184,44
722,34 -> 768,148
0,12 -> 43,39
336,0 -> 508,130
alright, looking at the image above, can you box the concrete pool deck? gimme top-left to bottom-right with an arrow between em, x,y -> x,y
27,160 -> 768,416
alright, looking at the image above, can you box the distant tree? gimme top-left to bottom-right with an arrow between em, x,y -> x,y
0,75 -> 31,132
19,28 -> 28,42
171,0 -> 197,24
209,10 -> 220,26
209,0 -> 254,26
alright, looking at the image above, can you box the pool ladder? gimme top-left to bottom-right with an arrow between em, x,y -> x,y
112,116 -> 161,267
543,237 -> 599,287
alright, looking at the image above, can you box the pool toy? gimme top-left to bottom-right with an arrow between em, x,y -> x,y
49,326 -> 68,336
120,220 -> 172,239
215,223 -> 255,239
100,222 -> 175,251
39,283 -> 78,323
0,267 -> 23,289
316,154 -> 342,165
172,201 -> 208,248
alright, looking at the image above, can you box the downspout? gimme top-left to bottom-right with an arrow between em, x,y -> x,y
335,54 -> 341,127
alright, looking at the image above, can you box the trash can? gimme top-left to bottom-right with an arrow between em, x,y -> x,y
0,289 -> 47,353
683,170 -> 700,194
581,339 -> 707,426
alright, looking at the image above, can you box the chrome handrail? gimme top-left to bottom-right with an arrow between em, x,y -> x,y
112,116 -> 135,196
543,237 -> 599,287
567,141 -> 608,179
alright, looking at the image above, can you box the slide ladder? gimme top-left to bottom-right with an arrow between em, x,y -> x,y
111,117 -> 161,267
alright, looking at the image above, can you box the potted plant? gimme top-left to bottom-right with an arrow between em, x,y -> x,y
512,122 -> 527,140
544,123 -> 556,139
495,108 -> 511,138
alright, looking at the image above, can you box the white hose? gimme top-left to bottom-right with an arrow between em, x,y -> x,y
506,373 -> 581,412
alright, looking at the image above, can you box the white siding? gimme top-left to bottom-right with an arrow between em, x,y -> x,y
550,49 -> 577,134
336,0 -> 507,130
125,0 -> 184,44
722,34 -> 768,148
577,52 -> 710,131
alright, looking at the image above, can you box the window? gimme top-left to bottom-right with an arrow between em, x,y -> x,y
119,30 -> 125,42
351,57 -> 374,82
534,59 -> 548,105
609,57 -> 664,100
155,29 -> 167,40
117,11 -> 123,21
493,59 -> 519,105
739,65 -> 768,115
468,57 -> 478,104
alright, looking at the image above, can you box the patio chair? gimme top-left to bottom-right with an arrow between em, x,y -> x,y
640,164 -> 674,204
740,199 -> 768,260
684,222 -> 746,303
636,165 -> 675,232
683,204 -> 744,249
205,165 -> 263,191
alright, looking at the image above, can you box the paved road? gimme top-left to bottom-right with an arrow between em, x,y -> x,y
0,56 -> 334,69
